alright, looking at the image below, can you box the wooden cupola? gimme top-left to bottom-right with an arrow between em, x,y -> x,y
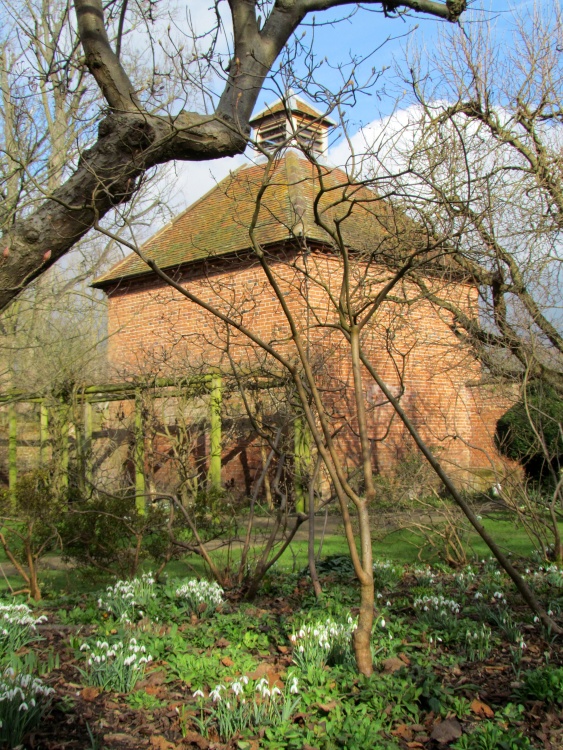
249,93 -> 335,157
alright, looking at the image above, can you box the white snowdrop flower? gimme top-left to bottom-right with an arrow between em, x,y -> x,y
19,702 -> 29,712
380,619 -> 386,628
241,676 -> 249,685
210,685 -> 225,702
231,681 -> 244,696
290,678 -> 299,694
534,616 -> 540,623
193,689 -> 204,699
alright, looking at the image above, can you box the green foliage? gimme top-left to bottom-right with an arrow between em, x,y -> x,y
77,636 -> 153,692
0,602 -> 47,663
372,560 -> 403,591
453,722 -> 533,750
193,673 -> 301,741
464,624 -> 493,662
59,492 -> 172,579
290,616 -> 356,676
0,668 -> 54,749
126,690 -> 166,711
496,384 -> 563,481
97,573 -> 157,622
170,578 -> 224,618
515,665 -> 563,704
0,467 -> 67,597
314,555 -> 355,577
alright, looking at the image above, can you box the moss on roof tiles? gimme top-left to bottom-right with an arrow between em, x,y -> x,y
93,152 -> 397,288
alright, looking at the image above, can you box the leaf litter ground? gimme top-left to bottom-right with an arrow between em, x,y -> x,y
8,559 -> 563,750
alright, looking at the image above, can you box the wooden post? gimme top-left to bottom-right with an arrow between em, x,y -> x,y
134,394 -> 146,514
294,417 -> 311,513
8,403 -> 17,505
208,375 -> 222,491
83,401 -> 93,487
39,402 -> 48,465
60,402 -> 69,491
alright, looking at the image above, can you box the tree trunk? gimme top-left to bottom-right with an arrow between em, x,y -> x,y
354,581 -> 374,676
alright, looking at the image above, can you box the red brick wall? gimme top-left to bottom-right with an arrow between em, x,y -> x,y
103,246 -> 513,492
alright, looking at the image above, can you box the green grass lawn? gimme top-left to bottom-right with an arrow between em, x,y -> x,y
0,514 -> 559,598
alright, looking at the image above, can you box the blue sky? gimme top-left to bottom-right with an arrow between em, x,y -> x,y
172,1 -> 527,208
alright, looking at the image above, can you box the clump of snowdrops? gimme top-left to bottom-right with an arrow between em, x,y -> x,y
464,624 -> 493,662
413,595 -> 461,629
78,637 -> 153,692
191,673 -> 300,740
174,578 -> 224,617
372,560 -> 402,590
0,602 -> 47,661
97,573 -> 156,622
290,616 -> 357,671
0,667 -> 54,749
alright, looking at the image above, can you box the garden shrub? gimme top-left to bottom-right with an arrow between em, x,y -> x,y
0,467 -> 67,599
496,384 -> 563,483
60,492 -> 173,579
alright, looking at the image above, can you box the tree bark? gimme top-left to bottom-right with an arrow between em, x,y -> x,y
0,0 -> 465,310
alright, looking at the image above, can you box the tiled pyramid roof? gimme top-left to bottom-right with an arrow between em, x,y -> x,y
93,150 -> 408,288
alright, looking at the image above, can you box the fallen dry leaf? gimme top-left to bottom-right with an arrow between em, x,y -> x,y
150,735 -> 176,750
180,731 -> 209,749
471,699 -> 495,718
382,657 -> 405,674
392,724 -> 414,741
430,718 -> 462,744
80,686 -> 100,702
246,663 -> 283,688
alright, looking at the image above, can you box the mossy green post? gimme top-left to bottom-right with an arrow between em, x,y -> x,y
294,417 -> 311,513
39,402 -> 48,465
8,403 -> 16,506
208,374 -> 222,491
83,401 -> 93,487
60,402 -> 69,491
134,392 -> 146,514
